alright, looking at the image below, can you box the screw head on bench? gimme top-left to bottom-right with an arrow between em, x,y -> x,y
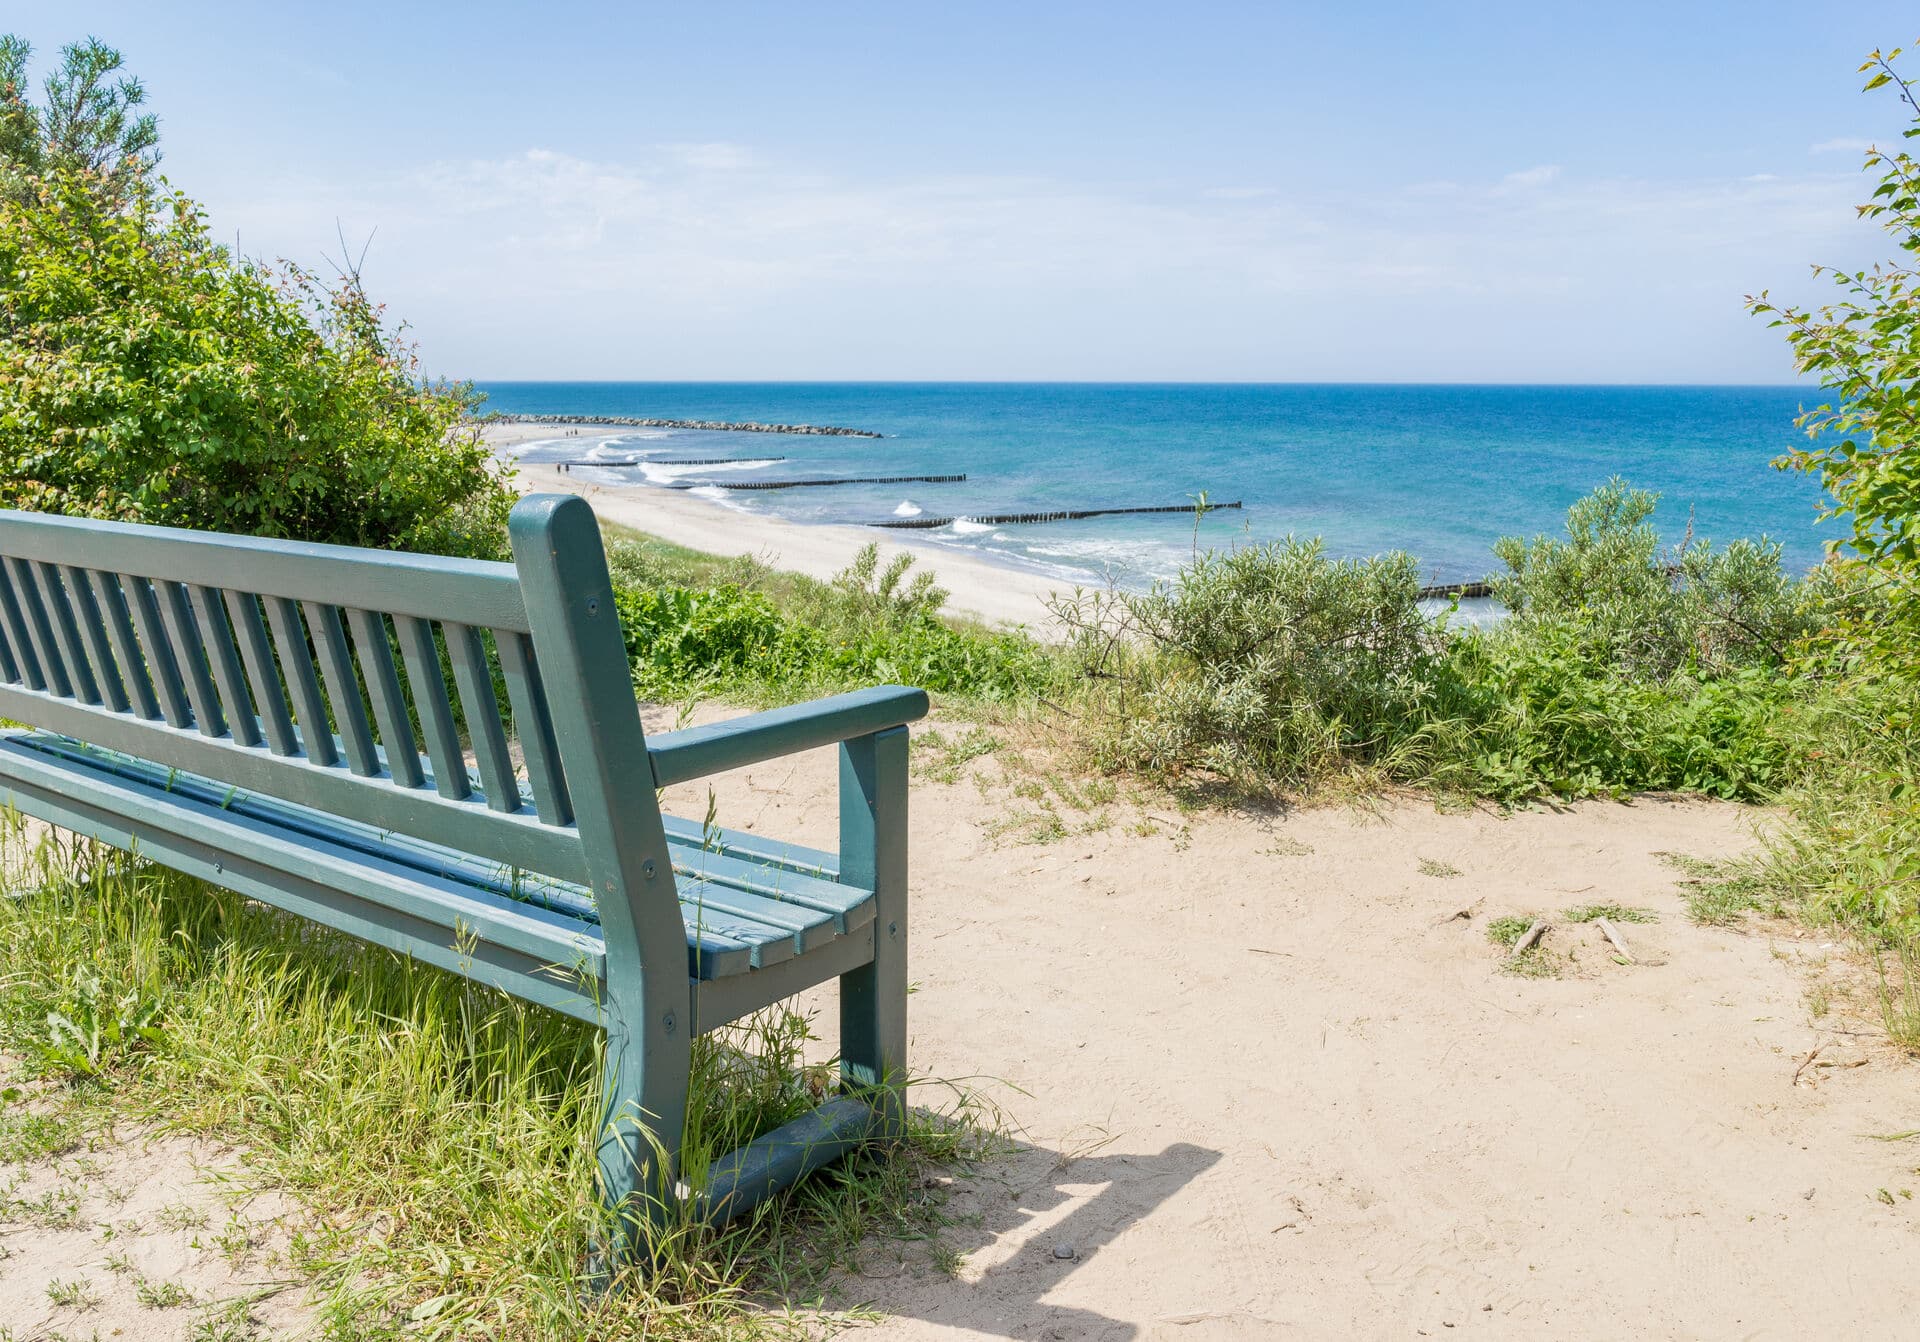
662,1011 -> 676,1035
642,858 -> 656,879
586,596 -> 600,615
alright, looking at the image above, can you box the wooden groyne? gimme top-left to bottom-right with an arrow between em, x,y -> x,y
1415,581 -> 1494,600
705,474 -> 966,491
552,457 -> 787,470
872,501 -> 1243,530
488,413 -> 881,439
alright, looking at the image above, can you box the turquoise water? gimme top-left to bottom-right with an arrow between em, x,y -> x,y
476,382 -> 1833,587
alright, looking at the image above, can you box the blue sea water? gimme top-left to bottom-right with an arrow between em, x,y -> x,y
475,382 -> 1834,588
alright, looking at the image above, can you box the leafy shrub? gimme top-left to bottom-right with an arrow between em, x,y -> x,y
1056,491 -> 1809,802
1054,538 -> 1442,786
1490,478 -> 1815,678
829,542 -> 950,626
0,170 -> 512,556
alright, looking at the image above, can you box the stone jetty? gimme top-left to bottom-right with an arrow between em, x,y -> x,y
488,413 -> 882,439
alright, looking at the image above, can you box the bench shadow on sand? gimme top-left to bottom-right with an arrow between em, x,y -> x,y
786,1128 -> 1223,1339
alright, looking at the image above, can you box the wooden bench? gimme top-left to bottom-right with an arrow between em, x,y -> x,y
0,494 -> 927,1256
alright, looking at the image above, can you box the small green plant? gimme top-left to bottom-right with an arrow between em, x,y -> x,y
1417,858 -> 1463,879
136,1275 -> 195,1309
831,542 -> 949,626
1486,916 -> 1532,949
35,967 -> 165,1080
44,1276 -> 99,1309
1561,903 -> 1655,924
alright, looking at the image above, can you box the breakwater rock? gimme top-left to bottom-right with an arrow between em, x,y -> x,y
486,413 -> 882,439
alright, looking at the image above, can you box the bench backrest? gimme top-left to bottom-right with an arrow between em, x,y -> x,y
0,495 -> 657,895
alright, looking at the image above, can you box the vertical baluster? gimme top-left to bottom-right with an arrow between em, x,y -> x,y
396,616 -> 469,800
88,572 -> 159,721
123,576 -> 192,728
0,603 -> 17,684
263,597 -> 337,767
6,557 -> 71,697
304,601 -> 378,776
496,629 -> 572,825
27,563 -> 98,704
224,591 -> 297,755
0,560 -> 45,691
186,586 -> 261,747
155,581 -> 226,738
346,608 -> 423,788
62,568 -> 130,714
446,623 -> 518,812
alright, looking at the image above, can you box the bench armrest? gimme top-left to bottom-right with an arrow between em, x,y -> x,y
647,685 -> 929,787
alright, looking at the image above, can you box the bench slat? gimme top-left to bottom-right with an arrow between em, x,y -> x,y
0,561 -> 41,689
225,591 -> 298,756
263,597 -> 338,767
123,576 -> 193,728
61,565 -> 129,714
669,842 -> 870,933
157,580 -> 227,738
30,562 -> 99,705
6,557 -> 70,697
445,623 -> 519,813
347,608 -> 424,790
306,601 -> 378,776
397,617 -> 471,802
496,630 -> 572,826
188,584 -> 263,748
88,572 -> 159,721
660,815 -> 840,881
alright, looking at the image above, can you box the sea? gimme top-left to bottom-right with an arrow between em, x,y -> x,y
475,383 -> 1835,590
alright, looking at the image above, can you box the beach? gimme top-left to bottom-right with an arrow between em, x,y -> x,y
485,423 -> 1071,630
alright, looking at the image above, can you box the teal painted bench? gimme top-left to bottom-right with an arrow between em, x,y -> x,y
0,494 -> 927,1254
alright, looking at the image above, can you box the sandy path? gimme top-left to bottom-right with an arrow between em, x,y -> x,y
6,703 -> 1914,1337
481,424 -> 1069,631
654,720 -> 1920,1341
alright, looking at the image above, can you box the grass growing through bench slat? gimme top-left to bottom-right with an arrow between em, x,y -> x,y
0,818 -> 1001,1339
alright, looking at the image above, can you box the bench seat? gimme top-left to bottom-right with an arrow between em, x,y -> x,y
2,730 -> 876,1015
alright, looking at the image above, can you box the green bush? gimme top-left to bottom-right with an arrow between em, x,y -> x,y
0,170 -> 512,556
1490,477 -> 1816,678
1055,539 -> 1440,785
1054,487 -> 1809,803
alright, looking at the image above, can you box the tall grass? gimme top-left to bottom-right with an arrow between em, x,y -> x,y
0,817 -> 997,1339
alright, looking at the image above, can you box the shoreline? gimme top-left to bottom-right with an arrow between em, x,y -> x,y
483,424 -> 1069,630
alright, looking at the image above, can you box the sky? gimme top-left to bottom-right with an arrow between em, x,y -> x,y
13,2 -> 1919,382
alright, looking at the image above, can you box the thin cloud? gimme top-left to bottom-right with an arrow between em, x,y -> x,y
209,148 -> 1877,381
1811,137 -> 1874,154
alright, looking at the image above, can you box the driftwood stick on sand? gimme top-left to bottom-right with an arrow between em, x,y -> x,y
1595,917 -> 1635,963
1511,920 -> 1548,956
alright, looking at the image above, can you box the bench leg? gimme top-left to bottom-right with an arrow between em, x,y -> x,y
838,726 -> 909,1136
595,998 -> 691,1266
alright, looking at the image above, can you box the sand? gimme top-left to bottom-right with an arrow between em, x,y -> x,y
656,727 -> 1920,1340
482,424 -> 1070,631
3,716 -> 1913,1338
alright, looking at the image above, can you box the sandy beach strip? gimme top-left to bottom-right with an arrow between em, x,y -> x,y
481,423 -> 1070,631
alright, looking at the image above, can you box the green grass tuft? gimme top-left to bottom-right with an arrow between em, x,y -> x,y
1561,903 -> 1656,924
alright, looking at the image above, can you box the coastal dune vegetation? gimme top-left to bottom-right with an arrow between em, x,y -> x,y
0,27 -> 1918,1340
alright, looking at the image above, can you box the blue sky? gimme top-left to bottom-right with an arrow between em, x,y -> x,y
16,2 -> 1918,380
